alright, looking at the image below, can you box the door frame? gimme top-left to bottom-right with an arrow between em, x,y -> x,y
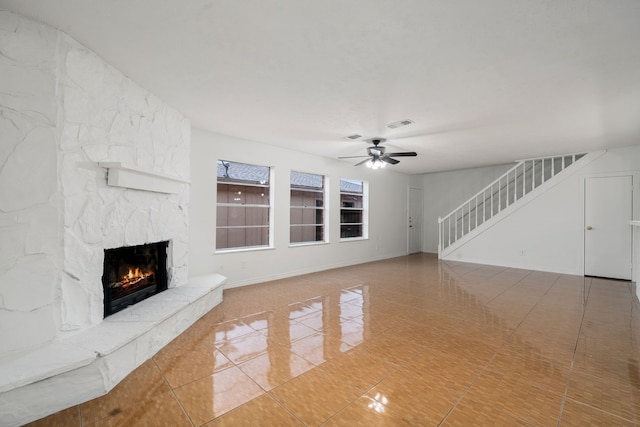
580,171 -> 638,278
407,186 -> 423,254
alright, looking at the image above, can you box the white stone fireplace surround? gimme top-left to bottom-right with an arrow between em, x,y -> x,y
0,11 -> 224,426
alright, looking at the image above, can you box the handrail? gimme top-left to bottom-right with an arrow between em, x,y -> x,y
438,161 -> 520,225
438,152 -> 586,254
438,152 -> 584,225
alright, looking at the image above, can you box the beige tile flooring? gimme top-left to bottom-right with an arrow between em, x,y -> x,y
28,254 -> 640,426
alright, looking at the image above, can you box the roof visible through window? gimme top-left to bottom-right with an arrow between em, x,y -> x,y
217,160 -> 269,184
340,178 -> 362,193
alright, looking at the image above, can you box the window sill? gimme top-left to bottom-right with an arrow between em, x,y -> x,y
215,246 -> 274,254
339,237 -> 369,242
289,241 -> 329,248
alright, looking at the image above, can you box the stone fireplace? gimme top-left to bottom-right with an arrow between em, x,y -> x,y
0,8 -> 192,356
0,11 -> 225,427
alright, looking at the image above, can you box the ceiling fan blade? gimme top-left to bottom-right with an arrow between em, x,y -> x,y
385,152 -> 417,157
381,156 -> 400,165
338,155 -> 370,159
354,158 -> 371,166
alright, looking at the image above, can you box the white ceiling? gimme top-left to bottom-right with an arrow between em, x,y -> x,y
1,0 -> 639,174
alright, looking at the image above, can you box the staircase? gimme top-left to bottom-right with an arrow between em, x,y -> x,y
438,153 -> 590,258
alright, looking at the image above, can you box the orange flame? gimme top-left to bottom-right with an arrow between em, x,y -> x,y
119,267 -> 153,288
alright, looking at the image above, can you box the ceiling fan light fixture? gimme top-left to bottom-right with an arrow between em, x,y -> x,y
366,158 -> 386,169
387,119 -> 414,129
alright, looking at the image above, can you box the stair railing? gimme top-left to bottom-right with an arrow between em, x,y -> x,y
438,153 -> 586,254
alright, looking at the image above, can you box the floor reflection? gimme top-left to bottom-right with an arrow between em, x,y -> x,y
28,254 -> 640,426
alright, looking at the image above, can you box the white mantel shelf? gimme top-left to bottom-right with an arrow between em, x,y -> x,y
99,162 -> 190,194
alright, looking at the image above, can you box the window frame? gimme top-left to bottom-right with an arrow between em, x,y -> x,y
215,160 -> 274,252
339,178 -> 369,241
290,171 -> 328,246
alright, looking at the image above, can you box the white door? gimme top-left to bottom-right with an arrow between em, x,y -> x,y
408,187 -> 423,254
584,175 -> 632,280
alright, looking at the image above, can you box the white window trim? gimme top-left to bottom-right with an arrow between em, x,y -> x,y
289,170 -> 328,245
289,241 -> 331,248
339,179 -> 368,241
215,161 -> 274,252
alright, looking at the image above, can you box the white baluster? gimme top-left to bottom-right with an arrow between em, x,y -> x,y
454,211 -> 458,241
498,178 -> 502,213
475,196 -> 478,229
483,191 -> 486,223
533,160 -> 536,189
508,173 -> 511,205
521,163 -> 525,199
530,160 -> 534,192
438,217 -> 442,252
491,186 -> 494,218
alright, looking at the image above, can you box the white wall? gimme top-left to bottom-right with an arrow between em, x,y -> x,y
189,129 -> 411,286
437,146 -> 640,280
421,163 -> 513,253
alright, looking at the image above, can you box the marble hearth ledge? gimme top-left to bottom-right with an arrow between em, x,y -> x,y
0,273 -> 226,427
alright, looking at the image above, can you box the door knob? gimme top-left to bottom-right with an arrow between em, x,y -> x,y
586,226 -> 593,230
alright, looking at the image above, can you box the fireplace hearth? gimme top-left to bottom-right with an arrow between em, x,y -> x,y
102,241 -> 169,317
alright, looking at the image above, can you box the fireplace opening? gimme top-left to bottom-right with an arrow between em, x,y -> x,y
102,241 -> 169,317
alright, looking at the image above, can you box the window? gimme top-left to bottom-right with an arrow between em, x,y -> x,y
340,178 -> 367,239
290,171 -> 326,244
216,160 -> 271,250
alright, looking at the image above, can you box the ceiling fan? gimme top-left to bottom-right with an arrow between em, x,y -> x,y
339,138 -> 417,169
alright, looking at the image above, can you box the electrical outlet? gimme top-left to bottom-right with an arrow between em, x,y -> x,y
241,260 -> 247,270
520,250 -> 526,256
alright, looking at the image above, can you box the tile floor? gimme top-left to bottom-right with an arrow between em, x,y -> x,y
27,254 -> 640,426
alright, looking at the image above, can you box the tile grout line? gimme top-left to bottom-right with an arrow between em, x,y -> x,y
555,275 -> 592,427
77,404 -> 84,427
78,360 -> 182,427
266,363 -> 359,426
437,269 -> 563,426
151,357 -> 196,427
555,277 -> 640,425
318,363 -> 408,427
223,293 -> 366,426
264,391 -> 308,426
560,396 -> 640,424
262,308 -> 411,425
202,315 -> 275,425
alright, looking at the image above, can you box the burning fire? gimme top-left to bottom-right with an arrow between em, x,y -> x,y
116,267 -> 153,289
